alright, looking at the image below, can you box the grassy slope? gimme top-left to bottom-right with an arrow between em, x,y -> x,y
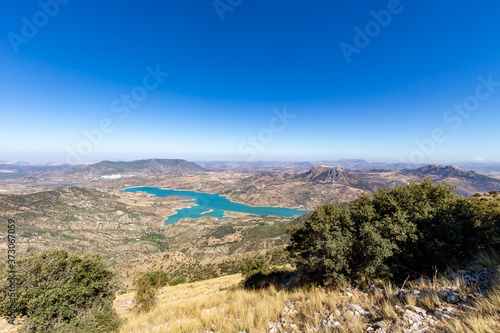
116,266 -> 500,333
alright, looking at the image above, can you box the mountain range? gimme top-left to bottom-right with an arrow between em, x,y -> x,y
71,159 -> 207,176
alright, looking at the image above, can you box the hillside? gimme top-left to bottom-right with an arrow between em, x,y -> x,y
401,164 -> 500,196
114,266 -> 500,333
71,158 -> 207,176
0,159 -> 208,194
0,186 -> 303,290
0,187 -> 176,262
351,164 -> 500,197
1,176 -> 499,332
299,165 -> 381,192
115,213 -> 299,289
114,184 -> 500,332
217,171 -> 364,209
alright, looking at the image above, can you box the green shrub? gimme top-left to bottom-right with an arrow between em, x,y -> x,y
133,270 -> 171,313
287,180 -> 499,286
133,277 -> 157,313
240,257 -> 270,278
42,304 -> 121,333
142,270 -> 169,288
0,249 -> 120,332
470,197 -> 500,254
287,202 -> 354,285
269,247 -> 289,266
169,277 -> 186,286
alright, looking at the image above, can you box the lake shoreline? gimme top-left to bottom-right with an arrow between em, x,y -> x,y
122,186 -> 309,224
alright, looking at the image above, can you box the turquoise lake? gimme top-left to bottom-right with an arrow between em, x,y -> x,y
122,187 -> 309,225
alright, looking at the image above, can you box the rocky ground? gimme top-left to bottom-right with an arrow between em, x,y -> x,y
266,266 -> 500,333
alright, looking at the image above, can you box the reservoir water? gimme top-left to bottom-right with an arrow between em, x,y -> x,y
122,187 -> 309,225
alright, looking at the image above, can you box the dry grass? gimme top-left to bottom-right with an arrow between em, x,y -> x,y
116,266 -> 500,333
478,252 -> 500,268
442,275 -> 500,333
117,274 -> 370,333
3,268 -> 498,332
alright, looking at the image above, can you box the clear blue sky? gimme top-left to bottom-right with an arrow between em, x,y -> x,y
1,0 -> 499,164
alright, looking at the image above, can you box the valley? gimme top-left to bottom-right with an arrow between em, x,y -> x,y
1,158 -> 500,292
1,158 -> 500,332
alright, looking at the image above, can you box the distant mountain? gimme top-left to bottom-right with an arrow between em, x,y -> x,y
301,165 -> 353,184
72,159 -> 207,176
449,163 -> 500,180
316,160 -> 421,171
299,164 -> 500,198
196,161 -> 313,173
0,163 -> 72,179
400,164 -> 500,196
299,165 -> 381,192
337,159 -> 369,164
402,164 -> 474,179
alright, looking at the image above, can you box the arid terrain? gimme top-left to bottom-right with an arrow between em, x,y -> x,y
1,158 -> 500,291
1,159 -> 499,332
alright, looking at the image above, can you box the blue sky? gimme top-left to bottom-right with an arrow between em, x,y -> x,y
1,0 -> 499,164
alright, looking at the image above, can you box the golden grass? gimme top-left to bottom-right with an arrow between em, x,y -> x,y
117,274 -> 371,333
442,268 -> 500,333
116,267 -> 500,333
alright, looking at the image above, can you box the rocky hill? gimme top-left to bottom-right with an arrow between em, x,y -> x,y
299,165 -> 381,192
401,164 -> 500,196
300,165 -> 353,184
403,164 -> 476,179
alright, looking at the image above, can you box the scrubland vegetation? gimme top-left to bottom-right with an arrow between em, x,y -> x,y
0,250 -> 121,332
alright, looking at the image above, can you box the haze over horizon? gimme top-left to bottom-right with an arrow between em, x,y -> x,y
2,1 -> 500,164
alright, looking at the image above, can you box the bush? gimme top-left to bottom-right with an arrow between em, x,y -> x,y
133,277 -> 157,313
44,304 -> 121,333
0,249 -> 120,332
133,270 -> 170,313
142,270 -> 169,288
287,180 -> 499,286
240,257 -> 270,278
287,203 -> 353,285
169,277 -> 186,286
470,197 -> 500,254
